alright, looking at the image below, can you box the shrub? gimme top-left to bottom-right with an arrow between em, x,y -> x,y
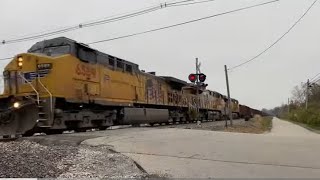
286,107 -> 320,128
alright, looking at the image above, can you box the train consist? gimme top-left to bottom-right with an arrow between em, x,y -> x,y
0,37 -> 263,138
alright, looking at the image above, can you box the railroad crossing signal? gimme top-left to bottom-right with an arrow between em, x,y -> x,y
199,73 -> 206,82
188,74 -> 197,83
188,73 -> 206,83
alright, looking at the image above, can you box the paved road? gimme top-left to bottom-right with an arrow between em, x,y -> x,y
270,118 -> 318,137
83,118 -> 320,178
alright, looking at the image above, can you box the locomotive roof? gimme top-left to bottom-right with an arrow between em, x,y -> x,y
160,76 -> 188,86
206,90 -> 222,96
28,37 -> 75,51
222,96 -> 238,102
28,37 -> 139,68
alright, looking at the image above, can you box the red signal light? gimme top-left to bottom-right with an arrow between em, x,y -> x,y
199,73 -> 206,82
188,74 -> 196,82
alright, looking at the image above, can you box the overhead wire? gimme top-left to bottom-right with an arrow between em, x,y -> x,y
0,0 -> 279,61
88,0 -> 280,45
228,0 -> 318,71
0,0 -> 212,45
314,78 -> 320,84
5,2 -> 175,40
167,0 -> 216,7
310,72 -> 320,82
165,0 -> 196,6
1,6 -> 160,44
311,76 -> 320,84
0,57 -> 13,61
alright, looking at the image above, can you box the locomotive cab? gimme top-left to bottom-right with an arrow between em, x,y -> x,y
0,38 -> 76,138
0,37 -> 104,138
0,37 -> 142,138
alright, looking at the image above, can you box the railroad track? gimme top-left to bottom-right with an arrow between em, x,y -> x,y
0,135 -> 21,142
0,119 -> 241,142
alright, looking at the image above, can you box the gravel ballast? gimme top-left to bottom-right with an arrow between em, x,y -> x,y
59,145 -> 146,179
0,140 -> 77,178
0,140 -> 146,178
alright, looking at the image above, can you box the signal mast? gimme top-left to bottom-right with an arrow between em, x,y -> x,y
188,58 -> 207,122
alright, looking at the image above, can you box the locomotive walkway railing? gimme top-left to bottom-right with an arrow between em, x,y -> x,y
18,72 -> 40,104
37,75 -> 53,124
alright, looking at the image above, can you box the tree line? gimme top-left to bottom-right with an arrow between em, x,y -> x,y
265,81 -> 320,129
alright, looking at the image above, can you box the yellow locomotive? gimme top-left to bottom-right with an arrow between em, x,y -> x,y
0,37 -> 239,138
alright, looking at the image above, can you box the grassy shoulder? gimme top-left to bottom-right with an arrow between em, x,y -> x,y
281,107 -> 320,133
224,116 -> 273,134
282,119 -> 320,134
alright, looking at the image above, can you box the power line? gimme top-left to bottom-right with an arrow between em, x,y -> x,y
167,0 -> 197,5
0,0 -> 279,61
314,78 -> 320,84
228,0 -> 318,71
311,76 -> 320,84
0,57 -> 13,61
168,0 -> 216,7
1,3 -> 165,41
1,0 -> 213,45
310,72 -> 320,81
88,0 -> 280,45
1,6 -> 160,44
80,1 -> 214,27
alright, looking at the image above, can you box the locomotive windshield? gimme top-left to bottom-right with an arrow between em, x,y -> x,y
29,45 -> 71,57
28,37 -> 75,57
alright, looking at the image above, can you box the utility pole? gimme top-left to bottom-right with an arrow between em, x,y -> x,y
288,98 -> 290,114
187,58 -> 207,125
195,58 -> 200,123
306,79 -> 309,109
224,65 -> 233,126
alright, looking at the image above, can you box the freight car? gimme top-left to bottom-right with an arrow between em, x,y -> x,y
251,108 -> 265,117
239,104 -> 253,121
0,37 -> 236,138
239,105 -> 269,121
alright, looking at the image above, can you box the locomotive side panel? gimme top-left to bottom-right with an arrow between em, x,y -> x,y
144,77 -> 168,105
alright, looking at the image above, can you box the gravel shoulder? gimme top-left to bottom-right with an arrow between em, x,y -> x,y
0,140 -> 77,178
155,117 -> 272,134
58,145 -> 146,179
0,140 -> 147,178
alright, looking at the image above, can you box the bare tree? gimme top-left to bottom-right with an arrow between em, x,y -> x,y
309,83 -> 320,102
291,83 -> 306,106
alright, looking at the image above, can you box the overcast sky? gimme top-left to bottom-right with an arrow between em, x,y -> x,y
0,0 -> 319,109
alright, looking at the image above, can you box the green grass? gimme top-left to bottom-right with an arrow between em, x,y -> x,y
281,108 -> 320,133
281,117 -> 320,134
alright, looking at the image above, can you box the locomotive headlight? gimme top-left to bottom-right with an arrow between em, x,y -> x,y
17,57 -> 23,67
13,102 -> 20,109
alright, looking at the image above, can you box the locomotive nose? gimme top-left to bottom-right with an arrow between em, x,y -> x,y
0,109 -> 18,138
0,98 -> 39,139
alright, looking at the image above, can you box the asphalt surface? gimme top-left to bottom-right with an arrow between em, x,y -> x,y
270,118 -> 318,137
82,117 -> 320,178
